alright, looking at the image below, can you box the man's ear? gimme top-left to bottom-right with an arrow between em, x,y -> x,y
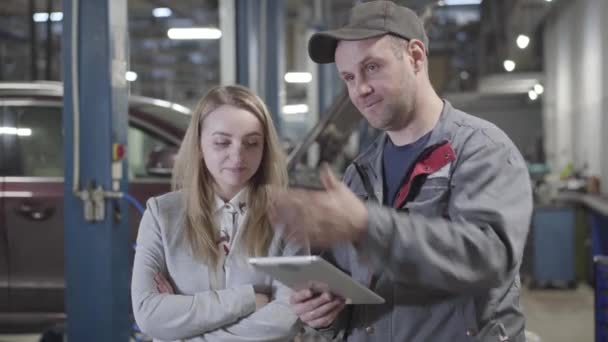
407,39 -> 427,72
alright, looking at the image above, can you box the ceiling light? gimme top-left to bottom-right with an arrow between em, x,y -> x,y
534,83 -> 544,94
167,28 -> 222,40
516,35 -> 530,49
284,72 -> 312,83
283,104 -> 308,115
503,60 -> 516,72
442,0 -> 483,5
125,71 -> 138,82
528,90 -> 538,100
153,7 -> 172,18
0,127 -> 18,135
0,127 -> 32,136
17,128 -> 32,136
33,12 -> 63,22
33,13 -> 48,22
50,12 -> 63,21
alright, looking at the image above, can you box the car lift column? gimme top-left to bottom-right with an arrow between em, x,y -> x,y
62,0 -> 130,341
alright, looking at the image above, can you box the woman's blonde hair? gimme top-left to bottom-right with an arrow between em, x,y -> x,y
172,85 -> 287,266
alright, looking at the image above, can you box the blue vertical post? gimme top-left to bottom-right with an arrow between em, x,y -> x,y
62,0 -> 130,341
264,0 -> 284,135
235,0 -> 258,89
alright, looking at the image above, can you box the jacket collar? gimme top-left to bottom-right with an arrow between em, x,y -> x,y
214,187 -> 248,215
356,99 -> 456,170
353,100 -> 457,200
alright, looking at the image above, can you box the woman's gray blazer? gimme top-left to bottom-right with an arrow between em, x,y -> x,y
131,191 -> 301,342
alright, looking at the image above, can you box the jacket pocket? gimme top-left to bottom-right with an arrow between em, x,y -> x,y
405,177 -> 450,216
478,320 -> 511,341
459,298 -> 480,341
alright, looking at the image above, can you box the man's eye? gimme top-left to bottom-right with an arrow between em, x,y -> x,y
214,141 -> 230,147
366,63 -> 378,72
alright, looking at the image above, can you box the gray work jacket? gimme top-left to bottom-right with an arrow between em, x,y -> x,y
323,100 -> 532,342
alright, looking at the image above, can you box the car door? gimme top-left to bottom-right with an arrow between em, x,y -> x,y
0,104 -> 11,313
126,123 -> 175,244
2,100 -> 65,314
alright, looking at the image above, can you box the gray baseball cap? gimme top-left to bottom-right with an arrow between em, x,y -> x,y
308,1 -> 428,64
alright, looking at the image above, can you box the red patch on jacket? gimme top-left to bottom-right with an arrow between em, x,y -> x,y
393,142 -> 456,208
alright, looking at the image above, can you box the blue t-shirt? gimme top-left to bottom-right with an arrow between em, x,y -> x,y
382,132 -> 432,206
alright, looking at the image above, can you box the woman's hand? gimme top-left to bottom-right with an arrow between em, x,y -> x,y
253,284 -> 271,310
155,272 -> 269,311
254,293 -> 270,310
155,272 -> 175,294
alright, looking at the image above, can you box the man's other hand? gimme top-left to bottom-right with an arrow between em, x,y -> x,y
290,289 -> 345,328
269,163 -> 368,248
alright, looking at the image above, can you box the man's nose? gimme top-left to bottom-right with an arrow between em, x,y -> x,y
356,80 -> 373,98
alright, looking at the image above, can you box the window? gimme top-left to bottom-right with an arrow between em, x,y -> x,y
127,125 -> 171,179
3,105 -> 175,179
10,106 -> 64,177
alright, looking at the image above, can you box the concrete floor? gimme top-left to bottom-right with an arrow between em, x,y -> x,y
0,284 -> 596,342
522,283 -> 595,342
0,336 -> 39,342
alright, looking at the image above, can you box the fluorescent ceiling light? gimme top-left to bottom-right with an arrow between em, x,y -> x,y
153,7 -> 172,18
528,90 -> 538,101
125,71 -> 138,82
33,13 -> 48,22
33,12 -> 63,22
534,83 -> 544,94
0,127 -> 32,136
503,60 -> 516,72
167,28 -> 222,40
18,128 -> 32,136
516,35 -> 530,49
0,127 -> 17,135
284,72 -> 312,83
442,0 -> 482,5
50,12 -> 63,21
283,104 -> 308,115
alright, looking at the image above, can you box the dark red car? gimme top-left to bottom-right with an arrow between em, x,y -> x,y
0,81 -> 189,332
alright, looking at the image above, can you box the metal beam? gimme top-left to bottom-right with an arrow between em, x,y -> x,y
235,0 -> 284,134
29,0 -> 37,80
235,0 -> 259,90
263,0 -> 284,134
219,0 -> 236,85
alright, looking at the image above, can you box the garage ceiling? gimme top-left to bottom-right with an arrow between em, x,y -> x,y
0,0 -> 551,106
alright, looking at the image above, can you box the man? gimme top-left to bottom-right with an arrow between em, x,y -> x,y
269,1 -> 532,341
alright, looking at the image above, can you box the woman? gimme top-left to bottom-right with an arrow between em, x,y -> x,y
131,85 -> 301,341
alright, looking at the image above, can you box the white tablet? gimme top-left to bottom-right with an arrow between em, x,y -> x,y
249,255 -> 384,304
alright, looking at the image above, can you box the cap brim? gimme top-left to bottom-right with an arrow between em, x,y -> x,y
308,28 -> 388,64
